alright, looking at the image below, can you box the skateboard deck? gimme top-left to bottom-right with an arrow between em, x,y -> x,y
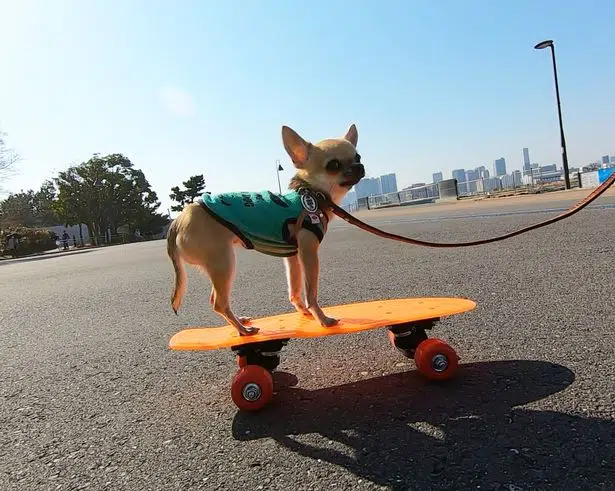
168,297 -> 476,351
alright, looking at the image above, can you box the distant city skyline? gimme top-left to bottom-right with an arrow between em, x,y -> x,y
373,145 -> 615,199
373,146 -> 615,200
342,146 -> 614,208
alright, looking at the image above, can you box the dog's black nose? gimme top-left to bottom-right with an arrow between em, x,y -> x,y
355,163 -> 365,177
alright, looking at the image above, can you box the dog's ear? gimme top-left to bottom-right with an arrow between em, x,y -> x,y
282,125 -> 311,168
343,123 -> 358,147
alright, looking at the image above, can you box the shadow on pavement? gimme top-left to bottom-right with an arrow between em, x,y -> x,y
232,360 -> 615,490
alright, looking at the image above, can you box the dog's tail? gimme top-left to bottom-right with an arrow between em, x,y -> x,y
166,219 -> 186,315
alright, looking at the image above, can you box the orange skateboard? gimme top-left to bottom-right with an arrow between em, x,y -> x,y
169,297 -> 476,412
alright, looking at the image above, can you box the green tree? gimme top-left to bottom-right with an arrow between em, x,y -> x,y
52,166 -> 90,236
0,191 -> 35,227
0,181 -> 60,228
169,174 -> 205,212
53,153 -> 165,244
135,210 -> 170,236
32,180 -> 60,225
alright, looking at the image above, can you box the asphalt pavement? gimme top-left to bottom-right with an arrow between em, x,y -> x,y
1,194 -> 614,490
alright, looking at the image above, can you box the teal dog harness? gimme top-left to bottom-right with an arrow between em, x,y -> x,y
197,188 -> 328,257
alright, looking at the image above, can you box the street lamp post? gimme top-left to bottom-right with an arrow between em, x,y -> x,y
534,39 -> 571,190
275,159 -> 283,194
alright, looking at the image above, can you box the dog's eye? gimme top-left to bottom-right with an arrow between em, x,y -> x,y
355,153 -> 361,163
326,159 -> 340,172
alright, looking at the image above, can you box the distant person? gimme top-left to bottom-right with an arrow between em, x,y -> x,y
6,232 -> 20,252
61,230 -> 70,251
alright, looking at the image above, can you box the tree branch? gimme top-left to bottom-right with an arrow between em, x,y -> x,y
0,133 -> 20,189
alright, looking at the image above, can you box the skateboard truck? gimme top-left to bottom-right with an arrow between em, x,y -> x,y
387,319 -> 436,358
231,338 -> 290,372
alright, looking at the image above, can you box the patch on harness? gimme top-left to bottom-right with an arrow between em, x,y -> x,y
300,192 -> 318,213
308,212 -> 321,224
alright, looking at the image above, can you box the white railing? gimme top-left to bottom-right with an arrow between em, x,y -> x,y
365,183 -> 440,209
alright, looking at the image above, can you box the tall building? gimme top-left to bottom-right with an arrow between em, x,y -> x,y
452,168 -> 467,194
452,169 -> 466,183
354,177 -> 381,199
465,169 -> 479,194
475,166 -> 489,179
541,164 -> 557,173
494,157 -> 507,177
512,170 -> 523,187
379,173 -> 398,194
500,174 -> 515,189
523,148 -> 531,176
341,190 -> 356,207
465,169 -> 479,182
432,172 -> 443,183
602,155 -> 610,165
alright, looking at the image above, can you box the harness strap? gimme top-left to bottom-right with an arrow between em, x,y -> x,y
316,172 -> 615,248
291,188 -> 329,241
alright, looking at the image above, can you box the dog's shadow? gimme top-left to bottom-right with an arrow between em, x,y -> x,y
232,360 -> 615,490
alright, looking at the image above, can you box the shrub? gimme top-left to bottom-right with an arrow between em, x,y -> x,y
0,227 -> 57,257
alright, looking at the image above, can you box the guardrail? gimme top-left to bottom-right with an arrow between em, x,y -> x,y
366,183 -> 440,209
344,172 -> 590,211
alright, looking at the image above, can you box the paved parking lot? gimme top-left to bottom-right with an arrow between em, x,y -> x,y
1,193 -> 614,490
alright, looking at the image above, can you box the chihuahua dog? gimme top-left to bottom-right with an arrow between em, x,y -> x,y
166,124 -> 365,336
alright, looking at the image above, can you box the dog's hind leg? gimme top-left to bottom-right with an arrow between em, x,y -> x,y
206,248 -> 259,336
209,285 -> 252,322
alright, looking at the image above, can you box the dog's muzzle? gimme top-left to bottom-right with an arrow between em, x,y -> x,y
342,163 -> 365,186
354,163 -> 365,179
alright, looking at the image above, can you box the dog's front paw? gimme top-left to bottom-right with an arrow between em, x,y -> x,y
238,325 -> 260,336
321,316 -> 339,328
290,297 -> 312,317
293,304 -> 313,317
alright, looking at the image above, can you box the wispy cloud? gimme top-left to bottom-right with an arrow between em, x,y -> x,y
159,87 -> 196,117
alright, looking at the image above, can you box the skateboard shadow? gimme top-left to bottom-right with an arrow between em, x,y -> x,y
232,360 -> 615,489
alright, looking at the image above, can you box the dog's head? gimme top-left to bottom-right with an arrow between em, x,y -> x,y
282,124 -> 365,203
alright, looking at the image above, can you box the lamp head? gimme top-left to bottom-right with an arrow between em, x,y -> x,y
534,40 -> 554,50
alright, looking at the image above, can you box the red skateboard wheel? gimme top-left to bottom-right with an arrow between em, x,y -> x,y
231,365 -> 274,411
414,338 -> 459,381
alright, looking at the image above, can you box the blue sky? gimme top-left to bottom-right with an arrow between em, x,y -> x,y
1,0 -> 613,214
